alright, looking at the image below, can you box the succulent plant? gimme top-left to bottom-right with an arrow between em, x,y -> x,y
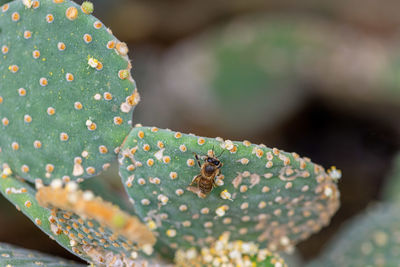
307,203 -> 400,267
119,126 -> 340,259
0,0 -> 342,266
306,150 -> 400,267
0,0 -> 139,184
0,174 -> 78,259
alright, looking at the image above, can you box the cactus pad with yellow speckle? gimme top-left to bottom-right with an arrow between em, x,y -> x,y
307,203 -> 400,267
0,0 -> 139,184
119,126 -> 341,256
174,232 -> 287,267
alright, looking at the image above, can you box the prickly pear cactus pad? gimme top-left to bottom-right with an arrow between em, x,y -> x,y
0,173 -> 85,262
119,126 -> 341,254
307,203 -> 400,267
0,0 -> 139,183
0,167 -> 156,266
36,182 -> 156,248
34,181 -> 158,266
0,242 -> 85,267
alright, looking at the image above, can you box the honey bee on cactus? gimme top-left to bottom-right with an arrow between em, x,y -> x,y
188,150 -> 224,198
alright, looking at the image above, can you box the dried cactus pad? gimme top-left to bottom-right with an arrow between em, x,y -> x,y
308,203 -> 400,267
0,0 -> 139,183
35,184 -> 158,267
0,171 -> 156,266
0,242 -> 85,267
119,126 -> 341,253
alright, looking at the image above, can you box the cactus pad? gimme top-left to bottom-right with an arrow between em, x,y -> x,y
0,173 -> 85,261
0,169 -> 156,266
0,0 -> 139,183
118,126 -> 341,255
0,242 -> 84,267
34,182 -> 157,266
308,203 -> 400,267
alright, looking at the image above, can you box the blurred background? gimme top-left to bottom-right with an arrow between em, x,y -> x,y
1,0 -> 400,264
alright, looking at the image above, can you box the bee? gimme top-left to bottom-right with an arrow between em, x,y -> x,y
188,150 -> 224,198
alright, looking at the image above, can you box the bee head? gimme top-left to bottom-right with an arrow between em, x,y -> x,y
207,157 -> 221,167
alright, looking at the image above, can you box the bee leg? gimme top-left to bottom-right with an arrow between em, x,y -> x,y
186,185 -> 206,199
190,175 -> 201,186
198,192 -> 207,199
212,170 -> 221,188
193,153 -> 202,168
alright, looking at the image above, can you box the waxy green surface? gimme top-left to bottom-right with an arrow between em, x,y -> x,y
119,127 -> 340,254
0,0 -> 137,183
308,203 -> 400,267
0,242 -> 84,267
0,174 -> 87,262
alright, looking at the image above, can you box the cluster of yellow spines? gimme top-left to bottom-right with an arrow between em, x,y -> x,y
175,232 -> 287,267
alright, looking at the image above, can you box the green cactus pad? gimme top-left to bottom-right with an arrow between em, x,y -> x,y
0,0 -> 139,184
34,181 -> 158,266
50,209 -> 154,266
0,171 -> 156,266
0,174 -> 86,262
307,203 -> 400,267
119,126 -> 340,255
381,152 -> 400,202
0,242 -> 84,267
